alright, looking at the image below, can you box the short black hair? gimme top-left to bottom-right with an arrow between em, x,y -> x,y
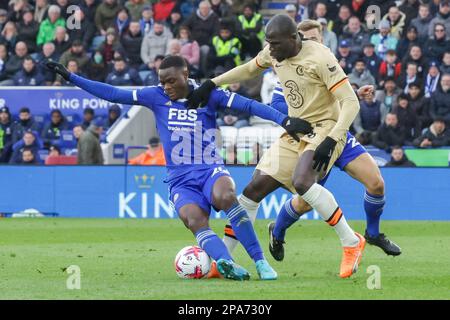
84,107 -> 94,115
20,107 -> 30,113
22,146 -> 34,153
160,55 -> 188,70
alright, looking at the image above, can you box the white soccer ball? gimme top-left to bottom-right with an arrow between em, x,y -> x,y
174,246 -> 211,279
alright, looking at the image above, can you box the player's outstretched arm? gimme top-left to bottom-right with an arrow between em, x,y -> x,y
46,61 -> 135,105
217,91 -> 312,141
270,86 -> 288,115
187,58 -> 265,109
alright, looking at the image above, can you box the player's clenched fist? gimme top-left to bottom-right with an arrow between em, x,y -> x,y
46,61 -> 71,81
281,117 -> 313,142
357,85 -> 375,99
187,79 -> 216,109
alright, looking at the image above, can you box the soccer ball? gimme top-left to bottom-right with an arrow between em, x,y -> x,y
174,246 -> 211,279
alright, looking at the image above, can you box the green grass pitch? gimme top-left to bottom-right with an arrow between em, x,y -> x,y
0,218 -> 449,300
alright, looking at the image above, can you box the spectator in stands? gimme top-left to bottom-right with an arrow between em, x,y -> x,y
143,54 -> 164,86
393,94 -> 421,144
332,4 -> 351,37
125,0 -> 150,21
8,0 -> 34,23
167,39 -> 182,56
99,27 -> 124,66
210,0 -> 233,19
36,5 -> 65,46
54,60 -> 86,86
177,26 -> 200,76
55,0 -> 71,20
154,0 -> 176,21
183,0 -> 220,73
414,117 -> 450,148
285,4 -> 298,22
375,77 -> 401,112
73,125 -> 84,142
166,8 -> 183,37
396,26 -> 422,59
19,147 -> 40,165
339,16 -> 369,57
372,113 -> 408,151
347,0 -> 371,21
81,0 -> 99,24
59,40 -> 90,74
428,0 -> 450,40
105,104 -> 121,130
13,55 -> 45,86
106,57 -> 142,86
382,6 -> 406,40
120,21 -> 143,69
139,4 -> 154,36
52,26 -> 71,58
16,8 -> 38,53
48,144 -> 61,157
336,40 -> 356,74
115,7 -> 130,36
0,43 -> 9,81
371,20 -> 398,60
0,10 -> 7,34
0,22 -> 18,56
35,42 -> 58,84
141,20 -> 172,70
87,50 -> 108,82
317,18 -> 337,54
424,23 -> 450,62
95,0 -> 121,36
10,131 -> 42,164
402,45 -> 427,78
312,1 -> 327,21
68,8 -> 96,50
407,82 -> 432,129
411,3 -> 433,42
441,51 -> 450,74
208,23 -> 241,74
398,0 -> 420,28
81,108 -> 95,130
424,61 -> 442,98
34,0 -> 50,24
0,41 -> 28,86
399,62 -> 420,94
379,50 -> 402,87
12,107 -> 39,143
77,120 -> 104,165
128,136 -> 166,165
41,109 -> 69,148
385,146 -> 416,167
430,73 -> 450,123
260,68 -> 278,105
0,106 -> 13,163
216,83 -> 250,129
348,59 -> 376,88
353,90 -> 385,140
237,5 -> 263,59
361,43 -> 381,83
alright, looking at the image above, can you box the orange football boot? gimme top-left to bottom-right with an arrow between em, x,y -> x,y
207,261 -> 223,279
340,232 -> 366,278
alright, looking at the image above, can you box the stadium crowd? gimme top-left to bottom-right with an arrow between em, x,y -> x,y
0,0 -> 449,166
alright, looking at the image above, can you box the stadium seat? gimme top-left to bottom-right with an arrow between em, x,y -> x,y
66,114 -> 81,127
45,155 -> 78,165
34,114 -> 48,131
38,149 -> 49,163
59,130 -> 77,149
249,116 -> 277,127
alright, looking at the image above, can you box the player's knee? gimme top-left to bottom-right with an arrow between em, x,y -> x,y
367,176 -> 385,195
243,182 -> 263,203
186,215 -> 209,233
292,177 -> 314,195
217,190 -> 238,211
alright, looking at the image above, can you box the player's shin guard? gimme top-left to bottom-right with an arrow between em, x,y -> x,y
225,202 -> 264,262
301,183 -> 359,247
273,197 -> 301,241
364,191 -> 385,237
195,228 -> 233,261
223,195 -> 259,253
